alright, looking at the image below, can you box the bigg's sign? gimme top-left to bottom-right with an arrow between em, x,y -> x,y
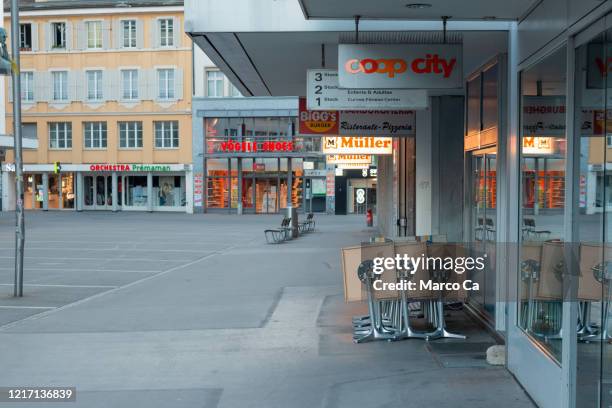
298,98 -> 338,135
338,44 -> 462,89
322,137 -> 393,155
298,97 -> 416,136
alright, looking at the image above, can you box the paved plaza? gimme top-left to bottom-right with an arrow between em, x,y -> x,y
0,212 -> 534,407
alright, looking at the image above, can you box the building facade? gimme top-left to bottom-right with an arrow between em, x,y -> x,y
1,0 -> 193,212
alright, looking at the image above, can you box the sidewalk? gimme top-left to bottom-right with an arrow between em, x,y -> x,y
0,212 -> 534,408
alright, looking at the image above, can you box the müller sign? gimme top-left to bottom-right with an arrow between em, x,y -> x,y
338,43 -> 462,89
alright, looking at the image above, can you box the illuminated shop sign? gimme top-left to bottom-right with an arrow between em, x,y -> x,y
218,140 -> 294,153
89,164 -> 173,172
522,137 -> 555,155
326,154 -> 372,165
322,137 -> 393,155
337,162 -> 370,170
338,44 -> 462,89
298,98 -> 338,135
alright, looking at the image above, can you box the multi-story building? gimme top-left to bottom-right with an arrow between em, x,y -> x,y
0,0 -> 192,212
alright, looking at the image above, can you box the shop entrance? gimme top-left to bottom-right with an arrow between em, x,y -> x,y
84,175 -> 113,210
255,178 -> 278,213
467,149 -> 497,321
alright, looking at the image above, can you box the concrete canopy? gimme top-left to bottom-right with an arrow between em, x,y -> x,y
185,0 -> 518,97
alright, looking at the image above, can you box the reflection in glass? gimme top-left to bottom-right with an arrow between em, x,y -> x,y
518,47 -> 567,362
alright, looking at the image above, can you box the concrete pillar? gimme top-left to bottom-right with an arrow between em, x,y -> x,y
237,158 -> 243,215
111,172 -> 118,212
147,172 -> 153,212
76,172 -> 83,211
42,172 -> 48,211
287,157 -> 292,209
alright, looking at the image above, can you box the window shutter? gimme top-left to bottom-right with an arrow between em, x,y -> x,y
72,71 -> 81,101
35,71 -> 48,102
75,22 -> 85,50
69,71 -> 78,101
135,19 -> 144,49
108,70 -> 120,101
175,68 -> 183,100
150,19 -> 159,48
137,69 -> 148,100
31,23 -> 39,51
102,20 -> 111,49
172,17 -> 180,47
44,23 -> 51,51
113,19 -> 122,48
65,22 -> 73,50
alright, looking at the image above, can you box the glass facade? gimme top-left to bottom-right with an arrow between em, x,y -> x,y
203,116 -> 311,213
518,47 -> 567,362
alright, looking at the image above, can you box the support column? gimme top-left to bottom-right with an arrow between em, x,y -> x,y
237,158 -> 243,215
42,172 -> 48,211
147,172 -> 153,212
111,172 -> 118,212
287,157 -> 298,237
76,172 -> 83,211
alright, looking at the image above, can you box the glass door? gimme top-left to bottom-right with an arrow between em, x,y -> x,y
574,17 -> 612,407
508,45 -> 567,408
84,174 -> 112,210
468,149 -> 497,320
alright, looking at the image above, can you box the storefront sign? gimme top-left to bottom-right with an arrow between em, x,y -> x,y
88,164 -> 174,172
337,162 -> 370,170
322,136 -> 393,155
522,96 -> 566,136
299,97 -> 416,136
326,171 -> 335,196
326,154 -> 372,165
194,172 -> 204,207
304,169 -> 327,177
307,70 -> 428,111
298,98 -> 338,135
338,44 -> 462,89
522,137 -> 555,155
216,140 -> 294,153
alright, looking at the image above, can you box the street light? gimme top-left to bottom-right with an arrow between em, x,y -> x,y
3,0 -> 25,297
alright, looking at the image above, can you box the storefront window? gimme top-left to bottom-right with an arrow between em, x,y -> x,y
518,46 -> 567,362
48,174 -> 60,209
205,177 -> 227,208
61,173 -> 75,209
574,27 -> 612,407
126,176 -> 147,206
153,175 -> 185,207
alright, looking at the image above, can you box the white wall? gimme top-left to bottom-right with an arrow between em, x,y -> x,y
193,45 -> 215,97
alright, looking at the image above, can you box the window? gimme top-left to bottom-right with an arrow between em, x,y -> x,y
19,24 -> 32,50
159,18 -> 173,46
21,72 -> 34,102
121,69 -> 138,100
229,82 -> 242,97
154,121 -> 179,148
51,22 -> 66,49
48,122 -> 72,149
86,21 -> 102,49
52,71 -> 68,101
86,70 -> 103,100
206,70 -> 224,97
607,134 -> 612,148
83,122 -> 107,149
122,20 -> 136,48
119,121 -> 143,148
157,68 -> 175,99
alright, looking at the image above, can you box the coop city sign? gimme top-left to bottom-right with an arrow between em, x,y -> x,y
338,44 -> 462,89
322,137 -> 393,155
